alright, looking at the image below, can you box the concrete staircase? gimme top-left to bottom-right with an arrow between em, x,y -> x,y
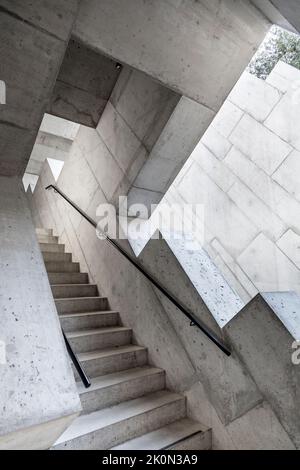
36,227 -> 211,450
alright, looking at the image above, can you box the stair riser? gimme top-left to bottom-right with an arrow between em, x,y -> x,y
55,297 -> 108,314
69,330 -> 132,353
60,313 -> 119,332
80,372 -> 165,414
73,349 -> 147,379
37,236 -> 58,244
48,273 -> 89,284
40,243 -> 64,253
167,429 -> 212,450
52,285 -> 98,299
45,262 -> 80,273
43,252 -> 72,263
53,398 -> 186,450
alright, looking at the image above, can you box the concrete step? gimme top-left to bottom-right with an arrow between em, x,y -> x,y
77,367 -> 165,413
72,345 -> 148,379
111,418 -> 211,450
55,296 -> 108,314
36,228 -> 53,236
37,235 -> 59,244
40,243 -> 65,253
52,284 -> 98,299
45,261 -> 80,273
48,272 -> 89,285
66,326 -> 132,353
59,311 -> 119,332
53,390 -> 186,450
43,251 -> 72,263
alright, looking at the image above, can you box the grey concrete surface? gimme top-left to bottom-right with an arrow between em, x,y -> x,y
0,176 -> 81,448
269,0 -> 300,33
0,0 -> 80,176
225,294 -> 300,448
29,160 -> 296,449
74,0 -> 270,110
47,39 -> 122,127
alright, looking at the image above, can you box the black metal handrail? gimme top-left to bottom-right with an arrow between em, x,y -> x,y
62,331 -> 91,388
46,184 -> 231,357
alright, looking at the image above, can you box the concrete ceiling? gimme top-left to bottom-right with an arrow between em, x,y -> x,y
25,114 -> 79,177
47,38 -> 123,127
0,0 -> 80,177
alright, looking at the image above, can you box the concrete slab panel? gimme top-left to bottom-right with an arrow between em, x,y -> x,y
229,71 -> 281,121
229,114 -> 292,175
265,89 -> 300,151
237,233 -> 300,293
0,0 -> 80,41
272,149 -> 300,202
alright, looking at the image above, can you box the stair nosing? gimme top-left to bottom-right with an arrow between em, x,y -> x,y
55,296 -> 107,301
66,326 -> 131,338
59,310 -> 118,318
51,283 -> 98,288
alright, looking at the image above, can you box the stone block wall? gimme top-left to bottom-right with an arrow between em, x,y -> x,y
166,61 -> 300,302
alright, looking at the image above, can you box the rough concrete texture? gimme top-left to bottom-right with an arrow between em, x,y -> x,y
24,114 -> 80,181
29,160 -> 296,449
157,63 -> 300,303
268,0 -> 300,33
250,0 -> 298,33
127,96 -> 215,210
47,39 -> 122,127
47,65 -> 180,211
0,176 -> 81,448
133,232 -> 299,448
225,294 -> 300,448
0,0 -> 80,176
31,162 -> 198,394
74,0 -> 270,110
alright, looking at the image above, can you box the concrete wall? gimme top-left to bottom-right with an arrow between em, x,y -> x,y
24,114 -> 79,178
126,96 -> 215,212
164,61 -> 300,303
47,39 -> 122,127
0,176 -> 81,449
28,61 -> 300,445
29,161 -> 296,449
53,65 -> 180,210
268,0 -> 300,33
0,0 -> 80,176
74,0 -> 270,110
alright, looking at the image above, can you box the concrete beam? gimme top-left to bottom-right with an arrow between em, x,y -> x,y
0,1 -> 80,176
269,0 -> 300,33
47,39 -> 122,127
74,0 -> 270,110
250,0 -> 298,33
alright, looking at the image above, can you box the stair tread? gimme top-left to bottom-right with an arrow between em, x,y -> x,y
59,310 -> 118,318
77,366 -> 164,394
111,418 -> 209,450
66,326 -> 131,338
54,390 -> 184,445
78,344 -> 147,362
